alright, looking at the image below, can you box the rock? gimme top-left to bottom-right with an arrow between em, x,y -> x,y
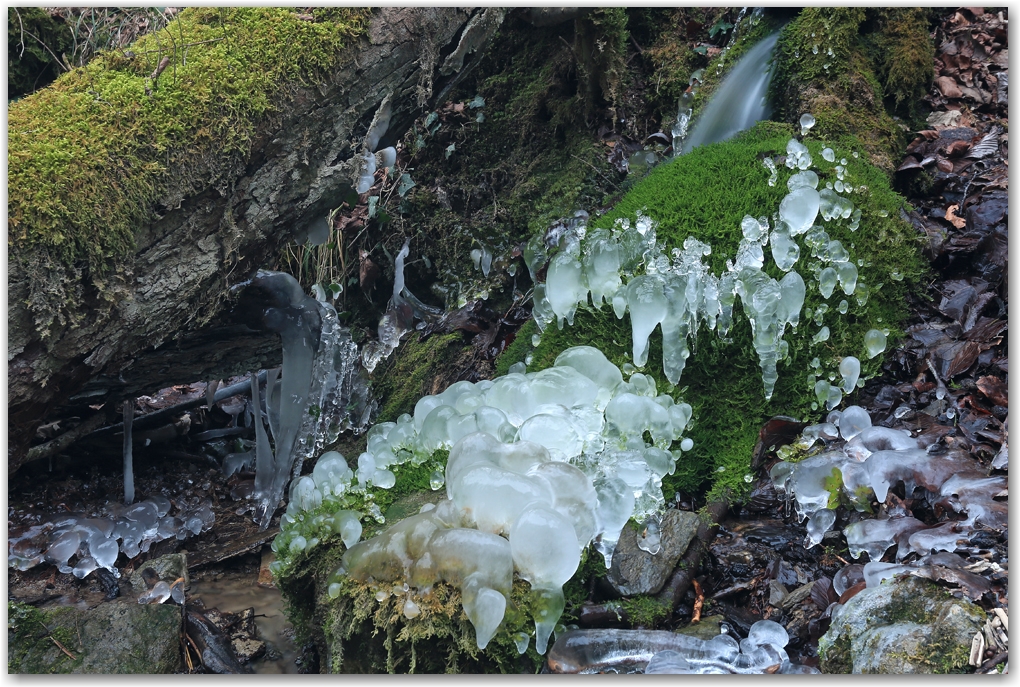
673,614 -> 725,642
607,510 -> 701,596
231,636 -> 266,663
818,577 -> 984,673
8,600 -> 182,673
129,552 -> 188,593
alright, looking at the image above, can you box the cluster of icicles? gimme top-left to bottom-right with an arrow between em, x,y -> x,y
770,404 -> 1007,560
275,346 -> 697,653
524,129 -> 886,404
8,496 -> 213,579
227,270 -> 370,530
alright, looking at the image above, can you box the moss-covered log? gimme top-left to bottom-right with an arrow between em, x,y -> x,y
7,7 -> 503,473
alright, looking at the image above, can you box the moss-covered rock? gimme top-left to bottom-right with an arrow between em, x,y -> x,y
8,600 -> 182,674
818,577 -> 983,673
769,8 -> 936,170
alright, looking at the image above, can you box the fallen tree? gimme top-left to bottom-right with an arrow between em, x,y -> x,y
7,6 -> 509,473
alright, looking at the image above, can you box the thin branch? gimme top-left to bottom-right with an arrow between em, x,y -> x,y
14,8 -> 26,58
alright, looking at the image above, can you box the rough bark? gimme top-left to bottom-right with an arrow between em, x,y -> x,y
8,7 -> 506,474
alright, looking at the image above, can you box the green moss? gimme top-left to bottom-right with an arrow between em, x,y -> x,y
387,15 -> 624,312
864,8 -> 935,120
769,8 -> 908,170
508,120 -> 927,503
370,332 -> 464,424
320,576 -> 543,673
8,602 -> 77,673
8,600 -> 181,673
8,7 -> 370,276
620,595 -> 671,627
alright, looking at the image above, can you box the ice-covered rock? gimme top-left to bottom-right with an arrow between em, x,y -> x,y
819,576 -> 984,673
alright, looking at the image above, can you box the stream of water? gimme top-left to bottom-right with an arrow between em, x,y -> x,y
681,31 -> 780,152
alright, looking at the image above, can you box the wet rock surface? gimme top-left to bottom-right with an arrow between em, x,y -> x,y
819,576 -> 985,673
607,510 -> 701,596
8,601 -> 183,674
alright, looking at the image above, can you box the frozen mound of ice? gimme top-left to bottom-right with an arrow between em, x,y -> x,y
526,132 -> 872,401
545,619 -> 816,674
8,495 -> 212,579
770,404 -> 1006,558
280,347 -> 695,654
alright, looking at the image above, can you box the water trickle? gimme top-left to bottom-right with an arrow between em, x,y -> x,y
681,32 -> 781,153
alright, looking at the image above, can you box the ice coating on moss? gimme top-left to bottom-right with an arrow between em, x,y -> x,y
525,132 -> 872,400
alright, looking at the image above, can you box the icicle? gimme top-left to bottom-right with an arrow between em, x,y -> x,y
123,400 -> 135,505
251,372 -> 275,521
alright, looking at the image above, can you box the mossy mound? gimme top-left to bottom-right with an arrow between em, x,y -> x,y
501,121 -> 928,502
277,506 -> 610,674
321,575 -> 543,673
8,7 -> 370,276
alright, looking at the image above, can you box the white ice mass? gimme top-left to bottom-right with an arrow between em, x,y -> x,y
770,405 -> 1006,557
278,346 -> 695,653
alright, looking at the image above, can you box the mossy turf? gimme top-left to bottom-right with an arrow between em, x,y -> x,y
8,7 -> 370,276
502,121 -> 927,502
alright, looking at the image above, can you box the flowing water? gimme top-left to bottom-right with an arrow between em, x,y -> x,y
680,32 -> 780,153
189,575 -> 301,674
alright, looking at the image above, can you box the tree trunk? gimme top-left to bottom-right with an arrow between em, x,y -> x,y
7,7 -> 507,474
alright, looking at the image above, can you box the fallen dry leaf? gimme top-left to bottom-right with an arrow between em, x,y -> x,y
945,204 -> 967,228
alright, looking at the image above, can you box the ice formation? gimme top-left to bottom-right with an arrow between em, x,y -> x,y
546,620 -> 816,674
770,405 -> 1007,556
8,495 -> 213,578
122,399 -> 135,505
525,123 -> 884,402
236,271 -> 371,529
361,240 -> 414,373
278,346 -> 694,653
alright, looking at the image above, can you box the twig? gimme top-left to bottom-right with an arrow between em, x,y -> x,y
150,55 -> 171,81
570,153 -> 619,190
14,8 -> 26,58
186,632 -> 203,669
25,411 -> 109,464
691,578 -> 704,623
85,370 -> 268,440
49,636 -> 77,661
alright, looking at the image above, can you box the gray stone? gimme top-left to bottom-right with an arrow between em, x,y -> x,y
674,614 -> 725,642
819,576 -> 984,673
129,552 -> 189,593
607,510 -> 701,596
8,600 -> 182,673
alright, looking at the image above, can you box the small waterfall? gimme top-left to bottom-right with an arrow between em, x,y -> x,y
679,31 -> 780,153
